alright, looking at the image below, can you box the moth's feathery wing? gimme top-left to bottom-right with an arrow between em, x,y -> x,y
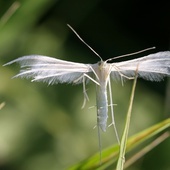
5,55 -> 93,85
111,51 -> 170,81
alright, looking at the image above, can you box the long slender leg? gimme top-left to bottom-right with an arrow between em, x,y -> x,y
74,73 -> 100,85
74,73 -> 100,108
84,74 -> 100,85
81,75 -> 89,108
89,65 -> 99,80
108,76 -> 120,144
74,72 -> 103,162
112,65 -> 135,80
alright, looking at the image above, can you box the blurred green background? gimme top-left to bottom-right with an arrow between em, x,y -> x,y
0,0 -> 169,170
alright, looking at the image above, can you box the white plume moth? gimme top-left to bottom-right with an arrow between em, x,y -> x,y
4,25 -> 170,161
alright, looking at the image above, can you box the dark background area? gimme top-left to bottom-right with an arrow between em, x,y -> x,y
0,0 -> 169,170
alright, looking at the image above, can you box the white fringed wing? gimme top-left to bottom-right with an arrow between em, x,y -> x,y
4,51 -> 170,84
111,51 -> 170,81
4,55 -> 92,85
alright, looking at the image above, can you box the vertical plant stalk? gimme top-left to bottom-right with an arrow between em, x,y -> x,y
116,69 -> 138,170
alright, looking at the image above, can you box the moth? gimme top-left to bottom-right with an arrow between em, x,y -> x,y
4,25 -> 170,160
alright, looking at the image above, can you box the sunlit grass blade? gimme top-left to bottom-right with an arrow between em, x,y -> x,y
116,68 -> 138,170
124,131 -> 170,169
68,119 -> 170,169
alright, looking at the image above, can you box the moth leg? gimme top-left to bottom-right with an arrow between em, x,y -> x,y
81,75 -> 89,108
82,73 -> 101,108
74,73 -> 100,85
84,74 -> 100,85
108,76 -> 120,144
112,65 -> 135,85
88,105 -> 96,109
108,103 -> 117,107
74,73 -> 100,108
89,65 -> 99,80
114,65 -> 135,80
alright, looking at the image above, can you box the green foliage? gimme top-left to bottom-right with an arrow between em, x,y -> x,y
68,118 -> 170,170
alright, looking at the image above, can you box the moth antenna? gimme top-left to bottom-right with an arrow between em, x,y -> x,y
67,24 -> 103,61
106,47 -> 156,62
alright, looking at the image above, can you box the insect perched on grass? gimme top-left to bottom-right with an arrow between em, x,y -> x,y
4,25 -> 170,161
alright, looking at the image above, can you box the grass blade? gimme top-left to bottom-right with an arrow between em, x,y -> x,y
116,68 -> 138,170
68,118 -> 170,170
124,131 -> 170,169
